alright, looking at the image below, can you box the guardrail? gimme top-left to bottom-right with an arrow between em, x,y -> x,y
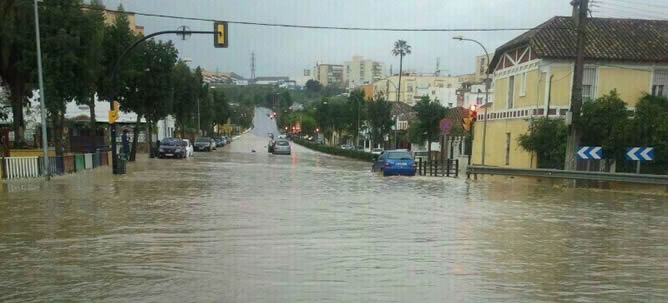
467,165 -> 668,185
417,158 -> 459,178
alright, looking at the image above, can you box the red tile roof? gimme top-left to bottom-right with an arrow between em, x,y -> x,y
490,16 -> 668,69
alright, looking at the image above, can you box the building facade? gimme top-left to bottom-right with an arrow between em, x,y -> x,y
473,16 -> 668,169
314,63 -> 344,87
343,56 -> 385,89
81,4 -> 144,34
373,75 -> 460,107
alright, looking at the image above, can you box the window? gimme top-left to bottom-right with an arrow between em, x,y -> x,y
505,133 -> 511,166
447,84 -> 452,88
652,69 -> 668,97
407,83 -> 414,92
477,97 -> 483,105
507,76 -> 515,108
519,72 -> 527,96
583,67 -> 597,100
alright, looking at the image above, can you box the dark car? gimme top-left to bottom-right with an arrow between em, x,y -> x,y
158,138 -> 186,159
213,136 -> 225,147
194,137 -> 216,151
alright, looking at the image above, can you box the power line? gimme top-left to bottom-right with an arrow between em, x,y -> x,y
604,0 -> 668,10
89,6 -> 561,33
592,2 -> 668,20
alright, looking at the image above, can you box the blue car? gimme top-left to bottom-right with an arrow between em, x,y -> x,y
372,150 -> 417,176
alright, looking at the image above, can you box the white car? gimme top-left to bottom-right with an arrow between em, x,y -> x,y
182,139 -> 194,158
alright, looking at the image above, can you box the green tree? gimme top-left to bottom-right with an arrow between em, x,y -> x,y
347,89 -> 366,145
0,0 -> 39,146
412,96 -> 446,156
305,79 -> 322,93
518,117 -> 568,169
211,89 -> 231,133
392,39 -> 411,102
80,0 -> 106,129
576,90 -> 630,167
123,39 -> 178,160
628,94 -> 668,174
171,61 -> 196,136
366,95 -> 393,148
40,0 -> 97,155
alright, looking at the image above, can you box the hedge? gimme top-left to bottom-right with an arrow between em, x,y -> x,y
293,139 -> 374,162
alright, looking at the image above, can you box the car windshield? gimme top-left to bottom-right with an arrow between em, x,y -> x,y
387,152 -> 413,160
195,137 -> 210,143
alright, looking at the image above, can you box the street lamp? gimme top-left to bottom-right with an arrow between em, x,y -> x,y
33,0 -> 49,179
453,35 -> 491,166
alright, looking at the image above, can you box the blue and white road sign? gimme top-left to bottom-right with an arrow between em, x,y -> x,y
576,146 -> 603,160
625,147 -> 654,161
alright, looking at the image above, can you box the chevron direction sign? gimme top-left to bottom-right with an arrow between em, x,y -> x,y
576,146 -> 603,160
625,147 -> 654,161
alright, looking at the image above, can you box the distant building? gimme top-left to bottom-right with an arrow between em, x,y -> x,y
201,71 -> 247,85
373,75 -> 460,107
314,63 -> 344,87
460,83 -> 494,109
81,4 -> 144,34
343,56 -> 385,89
254,76 -> 290,86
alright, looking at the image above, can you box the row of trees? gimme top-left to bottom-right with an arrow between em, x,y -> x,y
519,90 -> 668,174
0,1 -> 237,160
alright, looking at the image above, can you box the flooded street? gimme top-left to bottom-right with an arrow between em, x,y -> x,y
1,108 -> 666,302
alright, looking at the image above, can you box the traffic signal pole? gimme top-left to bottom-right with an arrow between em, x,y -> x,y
107,29 -> 215,174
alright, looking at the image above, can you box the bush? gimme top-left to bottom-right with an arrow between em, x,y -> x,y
293,139 -> 374,162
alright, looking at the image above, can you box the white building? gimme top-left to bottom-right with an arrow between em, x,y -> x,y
373,75 -> 460,106
343,56 -> 385,89
461,83 -> 494,109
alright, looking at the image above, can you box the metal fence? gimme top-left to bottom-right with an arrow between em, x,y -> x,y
2,152 -> 109,180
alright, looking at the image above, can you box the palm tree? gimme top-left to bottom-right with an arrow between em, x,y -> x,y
392,40 -> 412,103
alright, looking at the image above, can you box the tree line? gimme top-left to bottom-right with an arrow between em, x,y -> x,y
0,0 -> 238,159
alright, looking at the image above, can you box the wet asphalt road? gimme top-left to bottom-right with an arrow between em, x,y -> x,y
0,107 -> 667,302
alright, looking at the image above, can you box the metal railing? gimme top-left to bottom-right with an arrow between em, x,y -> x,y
466,165 -> 668,185
2,152 -> 110,180
417,158 -> 459,178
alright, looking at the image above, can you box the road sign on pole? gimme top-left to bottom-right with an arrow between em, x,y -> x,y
576,146 -> 602,160
440,118 -> 452,135
625,147 -> 654,161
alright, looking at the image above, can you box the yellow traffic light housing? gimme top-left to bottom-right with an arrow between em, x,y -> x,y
109,100 -> 120,124
214,21 -> 228,48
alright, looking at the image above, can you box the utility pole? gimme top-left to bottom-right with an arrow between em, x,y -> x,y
250,52 -> 256,82
565,0 -> 589,170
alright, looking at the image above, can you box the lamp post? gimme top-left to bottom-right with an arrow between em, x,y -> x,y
33,0 -> 49,179
453,35 -> 490,165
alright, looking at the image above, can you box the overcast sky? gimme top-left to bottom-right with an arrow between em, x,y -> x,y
100,0 -> 666,79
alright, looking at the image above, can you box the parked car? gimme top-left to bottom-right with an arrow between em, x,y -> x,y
213,136 -> 225,147
272,139 -> 291,155
371,148 -> 384,156
278,134 -> 287,140
182,139 -> 194,158
372,150 -> 417,176
158,138 -> 186,159
340,144 -> 354,150
194,137 -> 216,151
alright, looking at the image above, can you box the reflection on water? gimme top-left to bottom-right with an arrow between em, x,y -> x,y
1,132 -> 666,302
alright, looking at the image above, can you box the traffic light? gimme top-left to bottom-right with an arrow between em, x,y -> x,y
462,105 -> 478,131
109,100 -> 120,124
214,21 -> 228,48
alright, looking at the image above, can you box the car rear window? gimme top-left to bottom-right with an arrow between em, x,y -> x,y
387,152 -> 413,160
161,138 -> 179,146
196,137 -> 210,142
276,141 -> 289,146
